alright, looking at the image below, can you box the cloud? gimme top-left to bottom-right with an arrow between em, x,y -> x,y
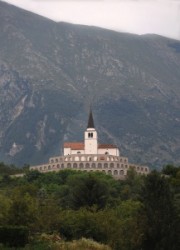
2,0 -> 180,40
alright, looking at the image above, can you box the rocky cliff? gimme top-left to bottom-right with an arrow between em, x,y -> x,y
0,1 -> 180,167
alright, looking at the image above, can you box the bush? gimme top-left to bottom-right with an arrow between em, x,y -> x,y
0,226 -> 29,247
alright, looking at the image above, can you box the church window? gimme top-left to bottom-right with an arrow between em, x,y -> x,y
79,163 -> 84,169
120,170 -> 124,175
98,163 -> 102,168
91,163 -> 96,168
85,163 -> 90,168
67,163 -> 71,168
104,163 -> 108,168
114,170 -> 118,175
110,163 -> 114,168
108,170 -> 112,175
73,163 -> 77,168
88,132 -> 93,138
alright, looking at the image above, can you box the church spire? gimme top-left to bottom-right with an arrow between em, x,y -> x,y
87,108 -> 95,128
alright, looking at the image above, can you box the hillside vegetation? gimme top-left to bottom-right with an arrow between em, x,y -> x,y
0,163 -> 179,249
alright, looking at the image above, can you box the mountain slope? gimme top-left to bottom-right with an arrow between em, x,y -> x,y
0,1 -> 180,167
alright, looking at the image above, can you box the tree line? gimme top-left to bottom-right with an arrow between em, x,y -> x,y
0,162 -> 179,249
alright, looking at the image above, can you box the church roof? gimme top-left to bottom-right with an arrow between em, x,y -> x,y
87,109 -> 95,128
64,142 -> 117,150
64,142 -> 84,150
98,144 -> 118,149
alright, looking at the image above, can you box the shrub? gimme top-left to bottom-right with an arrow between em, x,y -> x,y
0,226 -> 29,247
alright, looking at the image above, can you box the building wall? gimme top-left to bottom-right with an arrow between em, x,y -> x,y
98,148 -> 119,156
84,128 -> 98,154
64,148 -> 85,155
64,147 -> 119,156
30,154 -> 150,179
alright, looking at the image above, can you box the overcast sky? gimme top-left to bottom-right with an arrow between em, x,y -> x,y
2,0 -> 180,40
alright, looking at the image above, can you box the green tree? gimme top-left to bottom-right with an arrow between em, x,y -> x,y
140,171 -> 178,250
8,192 -> 37,227
67,173 -> 110,210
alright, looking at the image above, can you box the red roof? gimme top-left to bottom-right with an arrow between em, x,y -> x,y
98,144 -> 118,149
64,142 -> 84,150
64,142 -> 117,150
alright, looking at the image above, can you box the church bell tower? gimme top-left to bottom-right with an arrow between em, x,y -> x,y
84,109 -> 98,154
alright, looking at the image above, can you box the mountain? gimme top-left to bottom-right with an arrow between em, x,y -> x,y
0,1 -> 180,167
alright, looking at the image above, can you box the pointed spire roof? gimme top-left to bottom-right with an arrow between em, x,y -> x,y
87,109 -> 95,128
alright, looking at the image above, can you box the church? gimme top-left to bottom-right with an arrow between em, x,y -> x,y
30,110 -> 149,179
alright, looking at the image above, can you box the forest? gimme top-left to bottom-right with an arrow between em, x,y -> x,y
0,162 -> 179,250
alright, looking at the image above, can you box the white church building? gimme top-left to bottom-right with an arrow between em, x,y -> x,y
30,110 -> 150,179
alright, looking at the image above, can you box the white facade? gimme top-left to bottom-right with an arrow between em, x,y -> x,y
30,110 -> 150,179
84,128 -> 98,154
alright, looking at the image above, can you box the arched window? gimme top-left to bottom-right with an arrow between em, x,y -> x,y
110,163 -> 114,168
67,163 -> 71,168
120,170 -> 124,175
73,163 -> 77,168
108,170 -> 112,175
88,132 -> 93,138
48,165 -> 51,170
61,164 -> 64,169
91,163 -> 96,168
104,163 -> 108,168
114,170 -> 118,175
51,159 -> 54,163
57,164 -> 60,168
117,163 -> 120,168
85,163 -> 90,168
79,163 -> 84,169
98,163 -> 102,168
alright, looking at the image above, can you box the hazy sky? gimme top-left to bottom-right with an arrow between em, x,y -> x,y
2,0 -> 180,40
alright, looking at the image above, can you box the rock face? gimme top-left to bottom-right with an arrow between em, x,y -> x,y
0,1 -> 180,167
